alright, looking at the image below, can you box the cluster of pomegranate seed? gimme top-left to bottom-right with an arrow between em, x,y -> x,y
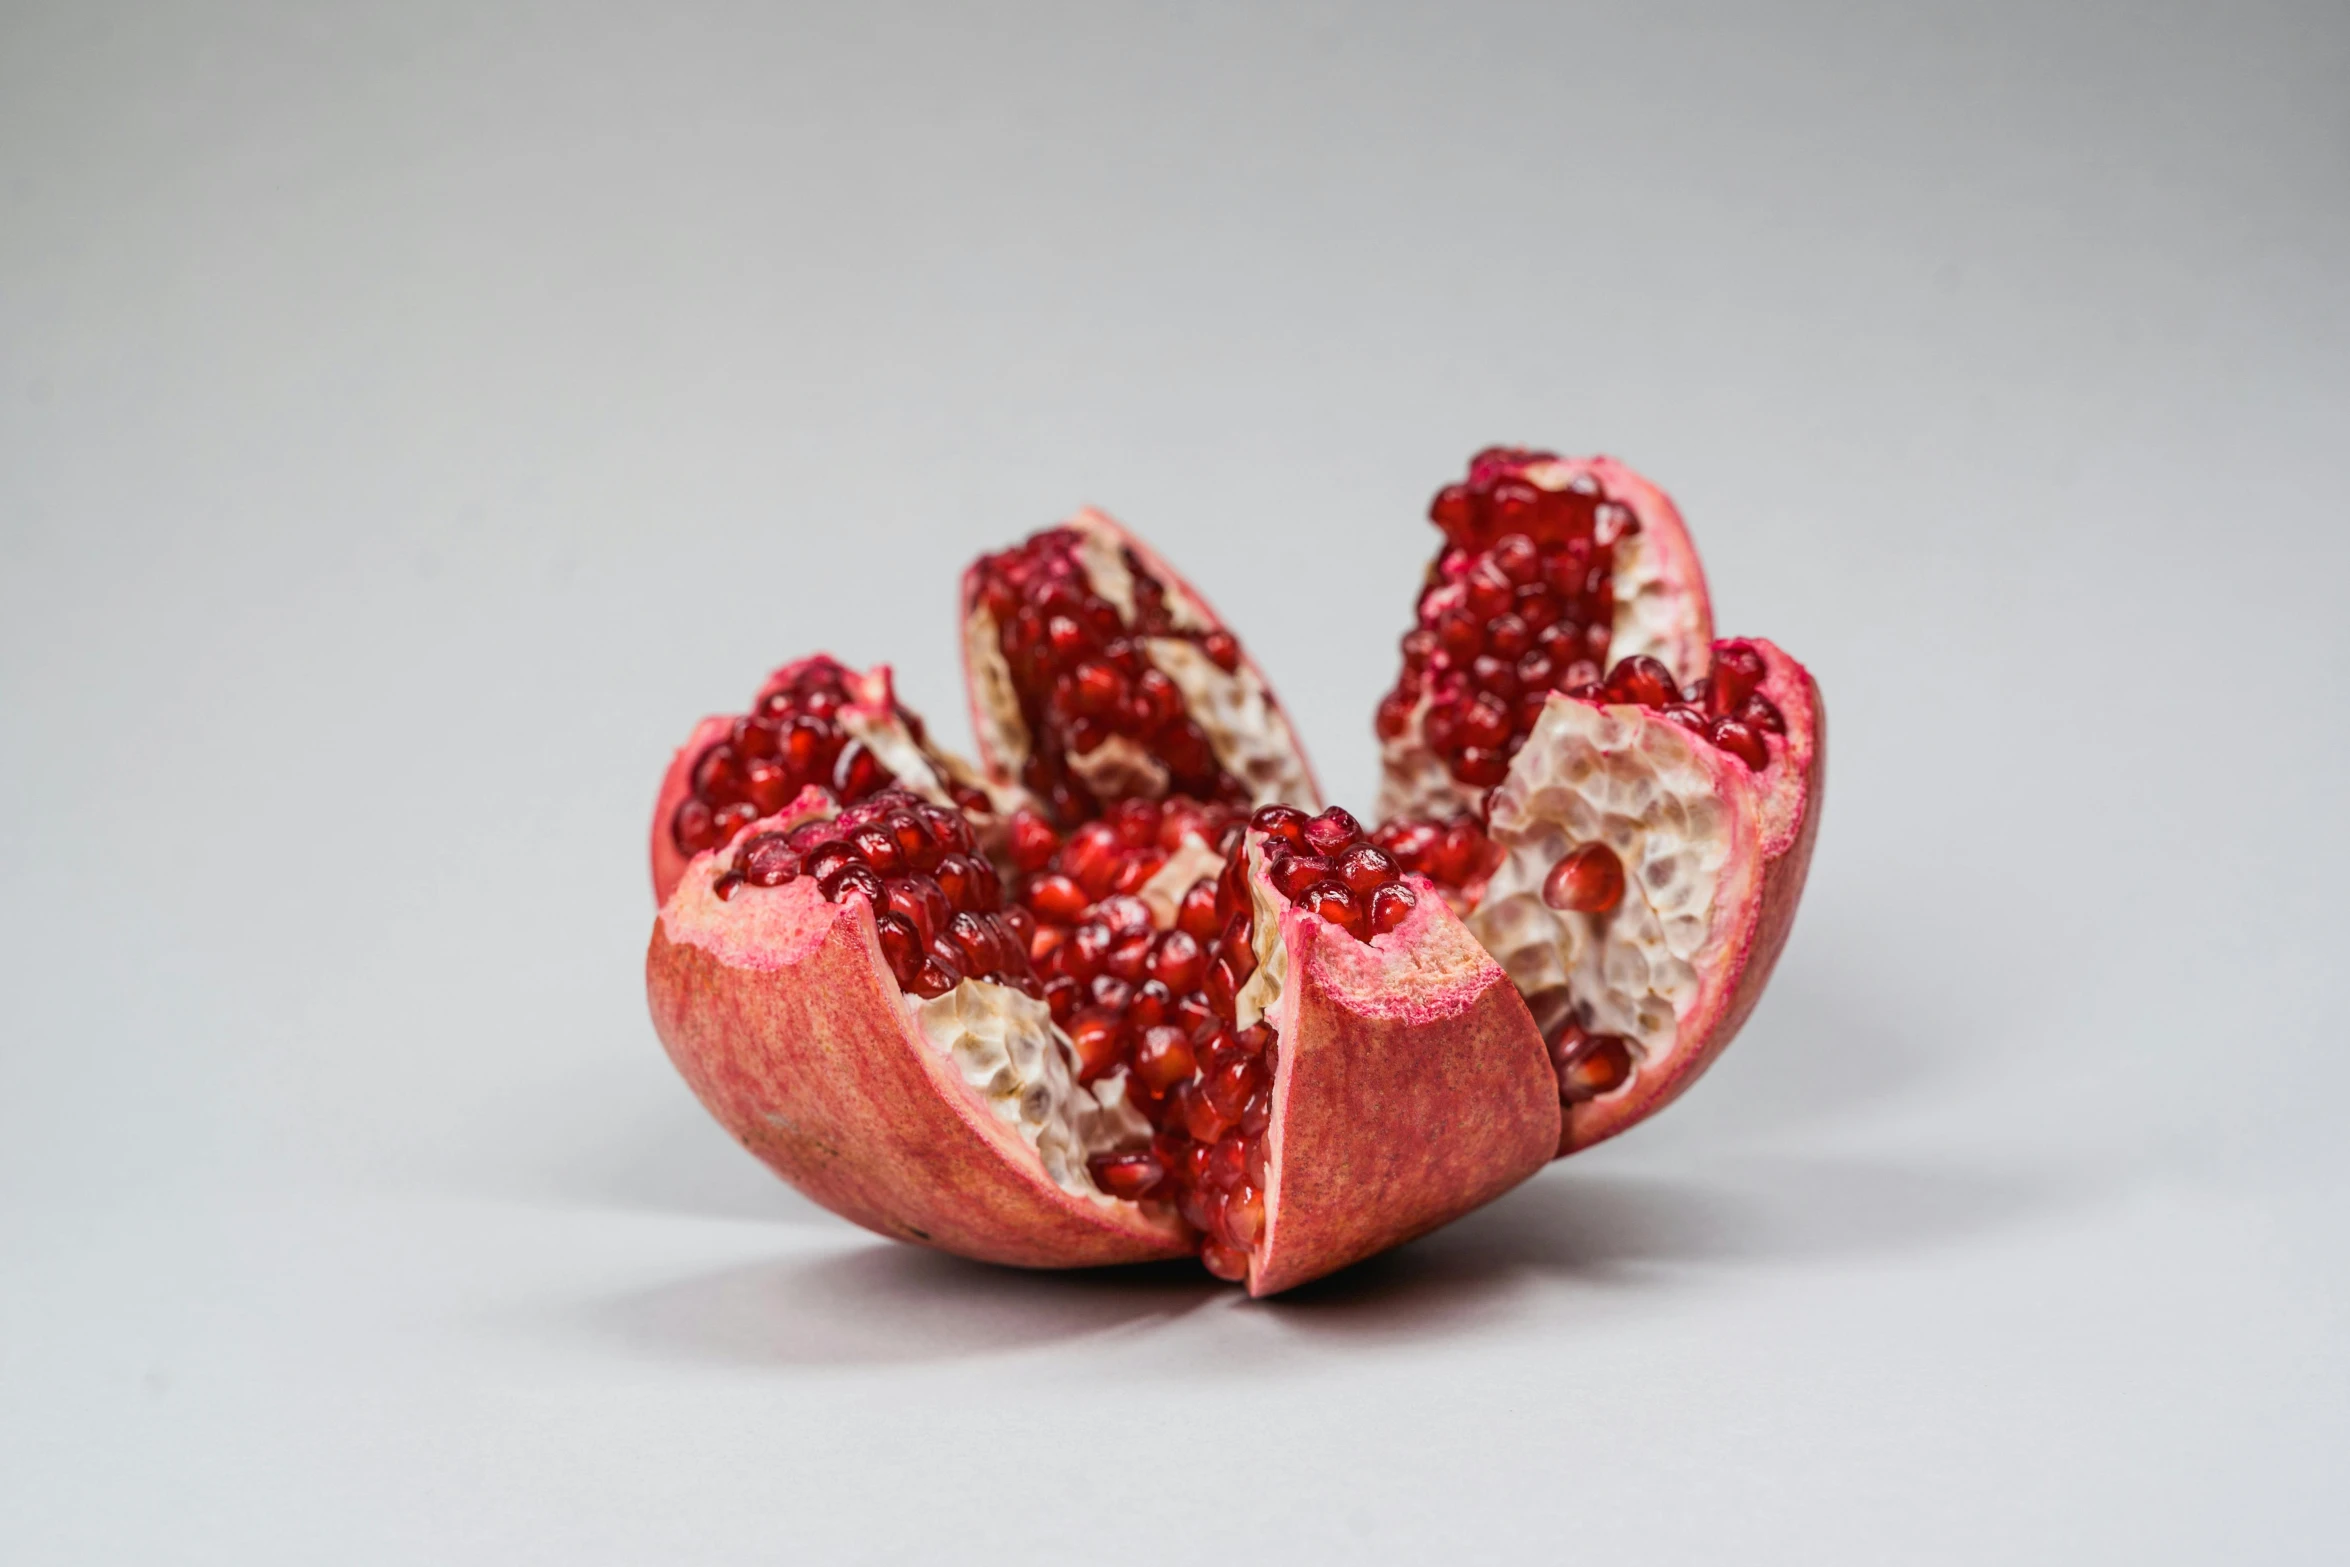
971,528 -> 1247,827
1368,813 -> 1500,895
671,658 -> 908,858
712,789 -> 1038,1002
1378,448 -> 1641,787
1249,804 -> 1421,940
1006,795 -> 1272,1281
1566,645 -> 1784,772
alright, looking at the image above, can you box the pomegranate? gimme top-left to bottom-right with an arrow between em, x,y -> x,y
961,508 -> 1320,828
642,451 -> 1819,1292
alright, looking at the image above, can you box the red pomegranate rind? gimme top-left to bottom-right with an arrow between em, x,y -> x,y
1239,837 -> 1558,1296
1377,453 -> 1715,826
961,508 -> 1321,827
647,822 -> 1187,1268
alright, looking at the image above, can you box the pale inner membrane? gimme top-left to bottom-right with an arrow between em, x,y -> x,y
1466,699 -> 1731,1074
907,979 -> 1152,1201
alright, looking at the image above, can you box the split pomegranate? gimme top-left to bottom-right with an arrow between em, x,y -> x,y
643,447 -> 1822,1293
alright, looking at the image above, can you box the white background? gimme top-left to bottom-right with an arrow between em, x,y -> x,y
4,2 -> 2345,1561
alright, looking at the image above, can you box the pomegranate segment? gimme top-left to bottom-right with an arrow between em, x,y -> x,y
962,509 -> 1319,829
650,655 -> 1005,906
1466,637 -> 1822,1154
1376,452 -> 1714,826
647,793 -> 1188,1270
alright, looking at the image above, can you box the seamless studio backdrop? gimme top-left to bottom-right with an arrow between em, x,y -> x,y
2,3 -> 2345,1563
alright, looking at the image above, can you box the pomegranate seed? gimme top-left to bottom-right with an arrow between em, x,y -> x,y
1709,717 -> 1770,770
711,800 -> 760,842
1024,874 -> 1090,923
909,959 -> 960,999
1200,630 -> 1241,672
1486,613 -> 1530,659
1203,1057 -> 1258,1119
1737,692 -> 1785,734
1429,482 -> 1476,541
1250,804 -> 1310,852
710,872 -> 742,902
1177,879 -> 1223,942
1603,655 -> 1680,707
1454,747 -> 1508,787
1557,1031 -> 1635,1101
1461,695 -> 1510,749
1148,929 -> 1206,992
1007,808 -> 1060,871
1068,1015 -> 1124,1082
1333,843 -> 1398,894
1200,1242 -> 1250,1281
1367,879 -> 1417,934
1132,1025 -> 1198,1093
694,746 -> 749,808
1713,643 -> 1765,707
1297,880 -> 1365,938
1268,853 -> 1330,900
833,741 -> 888,800
1221,1183 -> 1266,1248
1543,843 -> 1625,913
1089,1152 -> 1165,1201
737,833 -> 799,887
874,912 -> 925,987
672,798 -> 717,855
1430,820 -> 1489,886
1303,807 -> 1362,857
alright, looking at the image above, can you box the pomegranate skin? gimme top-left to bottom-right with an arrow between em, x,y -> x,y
1555,639 -> 1824,1156
1249,885 -> 1561,1296
646,853 -> 1188,1269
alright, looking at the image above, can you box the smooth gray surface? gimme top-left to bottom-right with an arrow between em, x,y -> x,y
3,2 -> 2345,1561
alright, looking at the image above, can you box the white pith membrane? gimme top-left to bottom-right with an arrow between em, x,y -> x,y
1373,468 -> 1702,826
1465,696 -> 1746,1091
664,806 -> 1154,1207
965,511 -> 1319,813
907,979 -> 1153,1202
